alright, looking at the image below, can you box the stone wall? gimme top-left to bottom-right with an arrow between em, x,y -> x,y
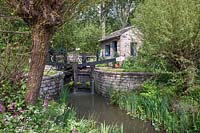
40,71 -> 64,99
93,69 -> 152,96
119,27 -> 143,57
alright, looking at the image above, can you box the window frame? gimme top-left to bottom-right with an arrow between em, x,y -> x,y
105,44 -> 111,56
131,42 -> 137,56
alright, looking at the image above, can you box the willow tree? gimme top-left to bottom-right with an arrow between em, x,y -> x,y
134,0 -> 200,91
111,0 -> 141,28
4,0 -> 93,104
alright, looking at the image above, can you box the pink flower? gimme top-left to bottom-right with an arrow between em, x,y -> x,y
72,128 -> 79,133
42,99 -> 48,108
19,108 -> 24,113
12,113 -> 17,117
9,102 -> 15,110
0,104 -> 4,112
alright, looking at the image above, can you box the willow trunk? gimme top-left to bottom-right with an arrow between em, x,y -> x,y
25,27 -> 51,105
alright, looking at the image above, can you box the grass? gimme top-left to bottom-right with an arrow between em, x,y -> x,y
97,67 -> 150,72
100,122 -> 123,133
43,69 -> 58,76
109,82 -> 200,132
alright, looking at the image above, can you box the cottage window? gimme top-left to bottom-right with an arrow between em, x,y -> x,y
105,45 -> 110,56
131,42 -> 137,56
112,41 -> 117,54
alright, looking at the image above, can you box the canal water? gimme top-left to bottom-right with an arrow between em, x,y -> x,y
68,93 -> 163,133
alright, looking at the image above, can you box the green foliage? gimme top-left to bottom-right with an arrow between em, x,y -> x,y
0,44 -> 29,111
58,88 -> 70,104
0,100 -> 76,132
0,85 -> 123,133
110,0 -> 141,28
65,81 -> 75,92
109,90 -> 126,105
0,8 -> 29,114
0,43 -> 29,80
100,122 -> 123,133
74,23 -> 101,54
121,57 -> 150,72
43,69 -> 57,76
52,21 -> 77,51
109,81 -> 200,132
0,79 -> 26,111
0,12 -> 31,46
0,104 -> 123,133
96,64 -> 108,67
132,0 -> 200,91
184,85 -> 200,103
52,21 -> 101,55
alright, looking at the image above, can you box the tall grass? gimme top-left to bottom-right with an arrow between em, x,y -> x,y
100,122 -> 123,133
109,83 -> 200,132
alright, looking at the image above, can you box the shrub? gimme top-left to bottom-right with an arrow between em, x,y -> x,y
0,86 -> 124,133
121,57 -> 150,72
133,0 -> 200,92
0,79 -> 26,113
0,44 -> 29,112
109,90 -> 127,105
0,44 -> 29,80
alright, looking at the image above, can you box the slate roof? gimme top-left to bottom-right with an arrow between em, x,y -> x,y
99,26 -> 133,42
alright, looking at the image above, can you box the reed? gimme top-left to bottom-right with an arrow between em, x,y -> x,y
100,122 -> 123,133
109,83 -> 200,132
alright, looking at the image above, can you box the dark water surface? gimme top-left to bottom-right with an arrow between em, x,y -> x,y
69,93 -> 163,133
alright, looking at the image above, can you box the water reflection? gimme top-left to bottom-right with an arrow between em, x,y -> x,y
69,93 -> 163,133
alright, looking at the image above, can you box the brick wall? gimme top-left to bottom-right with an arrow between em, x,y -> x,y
93,69 -> 152,96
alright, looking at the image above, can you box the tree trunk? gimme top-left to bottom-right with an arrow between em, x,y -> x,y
25,27 -> 51,105
101,0 -> 106,38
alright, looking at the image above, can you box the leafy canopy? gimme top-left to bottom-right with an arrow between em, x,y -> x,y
133,0 -> 200,72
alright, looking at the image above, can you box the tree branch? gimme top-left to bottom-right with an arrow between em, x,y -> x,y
0,30 -> 30,34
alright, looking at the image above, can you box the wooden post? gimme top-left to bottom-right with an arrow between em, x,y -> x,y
90,65 -> 95,94
96,50 -> 99,61
63,50 -> 68,70
81,53 -> 87,68
81,53 -> 87,64
73,63 -> 78,93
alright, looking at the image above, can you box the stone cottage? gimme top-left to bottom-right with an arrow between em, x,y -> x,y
99,26 -> 143,61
